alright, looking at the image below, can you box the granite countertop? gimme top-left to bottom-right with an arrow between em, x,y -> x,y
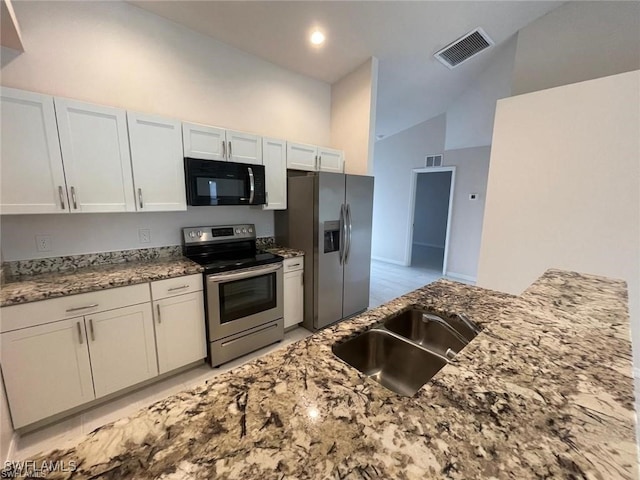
0,257 -> 203,307
16,269 -> 638,479
264,245 -> 305,259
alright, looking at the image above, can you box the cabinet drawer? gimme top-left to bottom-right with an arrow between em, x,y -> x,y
151,274 -> 203,300
0,283 -> 151,333
283,257 -> 304,273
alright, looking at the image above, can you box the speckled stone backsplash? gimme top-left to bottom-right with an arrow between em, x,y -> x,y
256,236 -> 275,249
3,245 -> 183,279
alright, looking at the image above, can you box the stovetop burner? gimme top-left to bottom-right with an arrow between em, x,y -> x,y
181,224 -> 283,274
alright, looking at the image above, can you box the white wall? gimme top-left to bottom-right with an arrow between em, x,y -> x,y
477,70 -> 640,369
2,1 -> 330,145
0,208 -> 274,261
330,57 -> 379,176
445,36 -> 516,151
412,172 -> 451,248
511,1 -> 640,96
0,0 -> 333,260
443,146 -> 491,280
371,114 -> 446,264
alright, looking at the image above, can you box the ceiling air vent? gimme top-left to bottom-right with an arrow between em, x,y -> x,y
434,28 -> 494,69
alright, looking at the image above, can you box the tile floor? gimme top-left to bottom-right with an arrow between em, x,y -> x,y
9,327 -> 312,461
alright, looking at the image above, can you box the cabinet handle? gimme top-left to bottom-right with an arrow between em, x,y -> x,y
318,155 -> 322,169
76,322 -> 83,344
314,155 -> 318,170
290,263 -> 301,267
66,303 -> 99,313
70,186 -> 78,210
167,284 -> 189,292
228,141 -> 232,160
265,191 -> 269,206
89,319 -> 95,342
138,188 -> 144,209
156,304 -> 161,323
222,140 -> 227,160
58,186 -> 66,210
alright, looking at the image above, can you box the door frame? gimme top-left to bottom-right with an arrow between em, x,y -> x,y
405,166 -> 456,275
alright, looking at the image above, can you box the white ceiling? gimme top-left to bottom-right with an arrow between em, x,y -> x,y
132,1 -> 563,138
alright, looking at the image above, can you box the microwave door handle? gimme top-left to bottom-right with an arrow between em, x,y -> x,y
248,167 -> 255,204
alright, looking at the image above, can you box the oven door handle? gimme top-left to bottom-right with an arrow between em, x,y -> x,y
207,263 -> 282,283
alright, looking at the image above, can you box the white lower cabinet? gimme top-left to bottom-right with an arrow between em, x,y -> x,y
87,304 -> 158,398
153,291 -> 206,374
1,317 -> 95,428
283,257 -> 304,329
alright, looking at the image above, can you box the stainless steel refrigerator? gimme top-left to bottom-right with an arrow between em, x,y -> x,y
275,171 -> 374,331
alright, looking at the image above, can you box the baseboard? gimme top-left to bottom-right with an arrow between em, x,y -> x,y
5,432 -> 16,462
446,271 -> 477,283
412,242 -> 445,249
371,256 -> 407,266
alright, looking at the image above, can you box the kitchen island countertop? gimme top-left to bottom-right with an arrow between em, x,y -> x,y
18,269 -> 638,479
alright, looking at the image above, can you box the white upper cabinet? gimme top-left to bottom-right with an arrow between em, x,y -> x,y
286,142 -> 317,171
182,123 -> 262,165
287,142 -> 344,173
128,112 -> 187,212
262,138 -> 287,210
183,122 -> 226,161
55,98 -> 136,213
317,147 -> 344,173
226,130 -> 262,165
0,87 -> 68,214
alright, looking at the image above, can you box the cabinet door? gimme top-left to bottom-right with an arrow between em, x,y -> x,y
283,270 -> 304,329
86,304 -> 158,398
154,291 -> 206,374
0,87 -> 68,214
128,112 -> 187,212
227,130 -> 262,165
318,147 -> 344,173
286,142 -> 317,171
1,318 -> 94,428
183,122 -> 226,161
262,137 -> 287,210
55,98 -> 135,213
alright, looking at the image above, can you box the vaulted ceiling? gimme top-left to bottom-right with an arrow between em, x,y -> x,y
132,1 -> 563,138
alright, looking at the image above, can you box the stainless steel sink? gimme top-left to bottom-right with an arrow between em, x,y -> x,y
384,310 -> 468,358
332,329 -> 448,396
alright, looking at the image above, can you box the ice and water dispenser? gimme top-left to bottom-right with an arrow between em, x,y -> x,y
323,220 -> 341,254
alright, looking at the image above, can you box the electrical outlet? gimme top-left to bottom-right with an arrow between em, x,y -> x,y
138,229 -> 151,244
35,235 -> 52,252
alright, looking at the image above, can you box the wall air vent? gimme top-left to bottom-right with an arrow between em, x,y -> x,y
425,154 -> 442,167
434,28 -> 494,69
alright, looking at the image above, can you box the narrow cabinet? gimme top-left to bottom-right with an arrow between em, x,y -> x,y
86,304 -> 158,398
0,87 -> 68,214
1,318 -> 95,428
128,112 -> 187,211
55,98 -> 135,213
262,137 -> 287,210
182,122 -> 262,165
283,257 -> 304,329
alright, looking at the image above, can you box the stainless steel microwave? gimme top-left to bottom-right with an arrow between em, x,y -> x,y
185,158 -> 266,206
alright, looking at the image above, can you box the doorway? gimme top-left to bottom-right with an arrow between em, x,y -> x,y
406,167 -> 455,275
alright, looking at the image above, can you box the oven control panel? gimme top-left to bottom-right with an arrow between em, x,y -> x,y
183,224 -> 256,244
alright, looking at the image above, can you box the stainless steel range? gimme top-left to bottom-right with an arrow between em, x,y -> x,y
182,224 -> 284,367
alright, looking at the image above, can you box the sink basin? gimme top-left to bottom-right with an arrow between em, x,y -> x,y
332,329 -> 448,396
384,310 -> 468,357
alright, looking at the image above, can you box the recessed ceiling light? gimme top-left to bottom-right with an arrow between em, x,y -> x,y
310,30 -> 325,46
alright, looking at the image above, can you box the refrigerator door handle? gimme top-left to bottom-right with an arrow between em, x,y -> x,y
345,204 -> 352,263
339,204 -> 345,265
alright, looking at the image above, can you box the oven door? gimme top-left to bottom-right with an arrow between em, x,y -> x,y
185,158 -> 266,206
206,263 -> 283,340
